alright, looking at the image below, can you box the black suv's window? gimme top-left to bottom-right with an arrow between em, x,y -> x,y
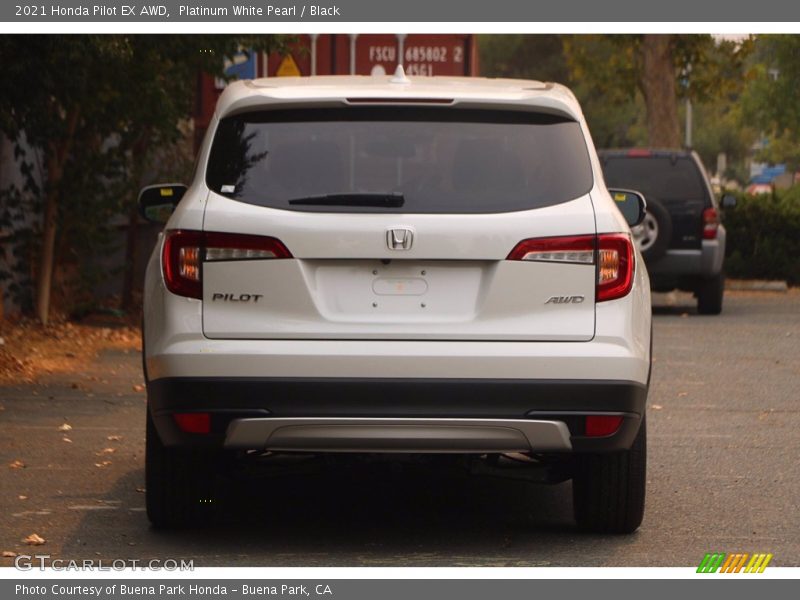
601,155 -> 708,203
206,107 -> 593,213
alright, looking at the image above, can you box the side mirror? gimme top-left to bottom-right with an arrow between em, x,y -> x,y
609,188 -> 647,227
138,183 -> 187,224
721,194 -> 737,209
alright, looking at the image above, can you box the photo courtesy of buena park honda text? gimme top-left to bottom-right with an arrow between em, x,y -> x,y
0,0 -> 798,597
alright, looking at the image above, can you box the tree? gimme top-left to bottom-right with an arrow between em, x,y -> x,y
0,35 -> 287,323
563,35 -> 751,148
479,35 -> 571,84
640,35 -> 681,147
742,35 -> 800,171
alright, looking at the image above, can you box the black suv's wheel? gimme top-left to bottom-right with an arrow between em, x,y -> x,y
572,419 -> 646,534
145,411 -> 220,529
632,197 -> 671,262
696,272 -> 725,315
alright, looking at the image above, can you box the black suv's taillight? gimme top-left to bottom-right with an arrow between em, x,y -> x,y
703,207 -> 720,239
162,230 -> 292,299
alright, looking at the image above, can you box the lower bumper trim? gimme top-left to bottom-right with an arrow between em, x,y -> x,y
224,417 -> 573,453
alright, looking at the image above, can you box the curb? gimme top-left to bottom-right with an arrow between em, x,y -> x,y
726,279 -> 789,292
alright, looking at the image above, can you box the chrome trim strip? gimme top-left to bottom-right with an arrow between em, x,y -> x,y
224,417 -> 572,453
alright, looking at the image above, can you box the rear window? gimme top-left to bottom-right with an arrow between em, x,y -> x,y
601,155 -> 708,202
206,107 -> 593,214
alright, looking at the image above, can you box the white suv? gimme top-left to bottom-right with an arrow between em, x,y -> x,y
140,71 -> 652,533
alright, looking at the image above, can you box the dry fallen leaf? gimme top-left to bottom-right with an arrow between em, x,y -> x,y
98,448 -> 116,455
94,461 -> 112,468
62,437 -> 72,443
651,404 -> 663,410
107,435 -> 123,442
132,384 -> 145,393
9,460 -> 25,469
135,487 -> 146,493
2,551 -> 17,558
18,495 -> 28,500
23,533 -> 45,546
677,392 -> 688,397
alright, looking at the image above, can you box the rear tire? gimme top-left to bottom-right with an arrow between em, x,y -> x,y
145,411 -> 219,529
572,419 -> 646,534
697,272 -> 725,315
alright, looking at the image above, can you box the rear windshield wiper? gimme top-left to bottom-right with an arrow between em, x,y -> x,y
287,193 -> 405,208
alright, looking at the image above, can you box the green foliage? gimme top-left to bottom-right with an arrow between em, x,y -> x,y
479,35 -> 570,83
724,189 -> 800,284
691,95 -> 758,180
741,35 -> 800,169
0,34 -> 289,316
480,34 -> 756,177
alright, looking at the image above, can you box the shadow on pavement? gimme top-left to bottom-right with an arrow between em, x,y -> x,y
60,457 -> 592,566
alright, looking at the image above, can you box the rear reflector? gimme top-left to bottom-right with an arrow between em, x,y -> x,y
163,230 -> 292,299
626,149 -> 652,157
173,412 -> 211,434
585,415 -> 623,437
507,233 -> 634,302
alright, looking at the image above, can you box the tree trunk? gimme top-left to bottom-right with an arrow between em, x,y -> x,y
120,200 -> 140,311
35,176 -> 59,324
640,35 -> 682,148
35,107 -> 79,325
121,133 -> 151,312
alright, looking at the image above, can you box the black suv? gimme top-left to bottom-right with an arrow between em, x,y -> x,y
599,149 -> 733,314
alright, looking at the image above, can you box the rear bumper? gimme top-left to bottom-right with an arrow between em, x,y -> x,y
647,227 -> 726,279
148,377 -> 647,454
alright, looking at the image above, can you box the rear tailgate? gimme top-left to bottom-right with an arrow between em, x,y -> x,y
201,193 -> 597,341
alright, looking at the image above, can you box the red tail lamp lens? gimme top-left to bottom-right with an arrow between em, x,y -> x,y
597,234 -> 635,302
162,230 -> 292,300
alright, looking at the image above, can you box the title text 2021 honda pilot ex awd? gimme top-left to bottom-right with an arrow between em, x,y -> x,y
140,71 -> 652,534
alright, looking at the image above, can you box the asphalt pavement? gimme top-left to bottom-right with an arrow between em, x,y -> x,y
1,290 -> 798,567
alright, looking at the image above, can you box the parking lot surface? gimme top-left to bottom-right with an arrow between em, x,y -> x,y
1,290 -> 798,567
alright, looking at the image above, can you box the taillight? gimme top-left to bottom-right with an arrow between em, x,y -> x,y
163,230 -> 204,299
597,233 -> 634,302
506,233 -> 634,302
702,207 -> 719,239
506,235 -> 595,264
162,230 -> 292,299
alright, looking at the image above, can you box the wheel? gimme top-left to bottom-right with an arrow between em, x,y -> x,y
572,419 -> 646,534
145,411 -> 219,529
632,197 -> 671,262
696,272 -> 724,315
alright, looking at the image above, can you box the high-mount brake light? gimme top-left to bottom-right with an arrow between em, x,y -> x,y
162,230 -> 292,299
507,233 -> 634,302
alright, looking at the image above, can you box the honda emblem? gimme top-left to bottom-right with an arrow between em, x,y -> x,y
387,228 -> 413,250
